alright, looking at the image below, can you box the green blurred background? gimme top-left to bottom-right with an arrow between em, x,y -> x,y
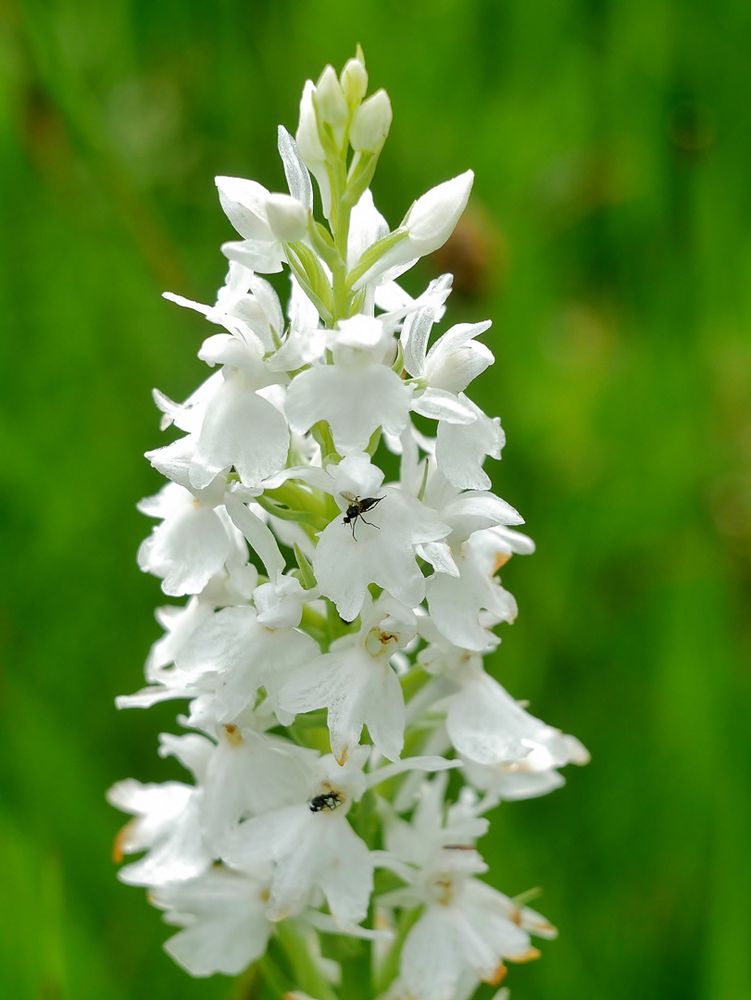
1,0 -> 749,997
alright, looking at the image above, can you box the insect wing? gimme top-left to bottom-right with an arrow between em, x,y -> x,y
358,496 -> 384,514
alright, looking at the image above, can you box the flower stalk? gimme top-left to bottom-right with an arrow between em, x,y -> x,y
110,51 -> 588,1000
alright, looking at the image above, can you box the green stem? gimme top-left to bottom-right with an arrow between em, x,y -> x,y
253,495 -> 323,528
331,254 -> 350,323
311,421 -> 341,467
372,907 -> 422,996
285,246 -> 333,326
266,483 -> 329,518
256,952 -> 291,997
316,140 -> 353,327
345,229 -> 409,290
276,920 -> 339,1000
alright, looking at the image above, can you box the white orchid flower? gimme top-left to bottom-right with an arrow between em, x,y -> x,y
382,778 -> 556,1000
112,55 -> 586,991
286,315 -> 413,454
136,482 -> 247,597
174,604 -> 318,724
152,868 -> 273,977
306,452 -> 450,620
216,175 -> 307,273
278,593 -> 417,762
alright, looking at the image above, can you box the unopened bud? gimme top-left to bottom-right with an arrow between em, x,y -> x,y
350,89 -> 392,152
265,193 -> 308,242
350,171 -> 474,289
403,170 -> 474,254
296,80 -> 326,166
340,57 -> 368,106
315,65 -> 348,128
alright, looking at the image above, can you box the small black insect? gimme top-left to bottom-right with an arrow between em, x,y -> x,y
309,791 -> 343,813
340,492 -> 384,540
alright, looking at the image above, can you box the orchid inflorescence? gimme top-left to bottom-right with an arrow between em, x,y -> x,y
110,49 -> 588,1000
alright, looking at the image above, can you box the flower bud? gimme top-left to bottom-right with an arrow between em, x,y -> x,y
403,170 -> 474,255
215,176 -> 273,241
340,57 -> 368,105
295,81 -> 332,216
350,171 -> 475,289
296,80 -> 326,166
315,65 -> 348,128
265,193 -> 308,242
350,89 -> 392,152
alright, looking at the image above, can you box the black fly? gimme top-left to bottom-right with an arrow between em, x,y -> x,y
309,791 -> 343,812
340,492 -> 384,541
